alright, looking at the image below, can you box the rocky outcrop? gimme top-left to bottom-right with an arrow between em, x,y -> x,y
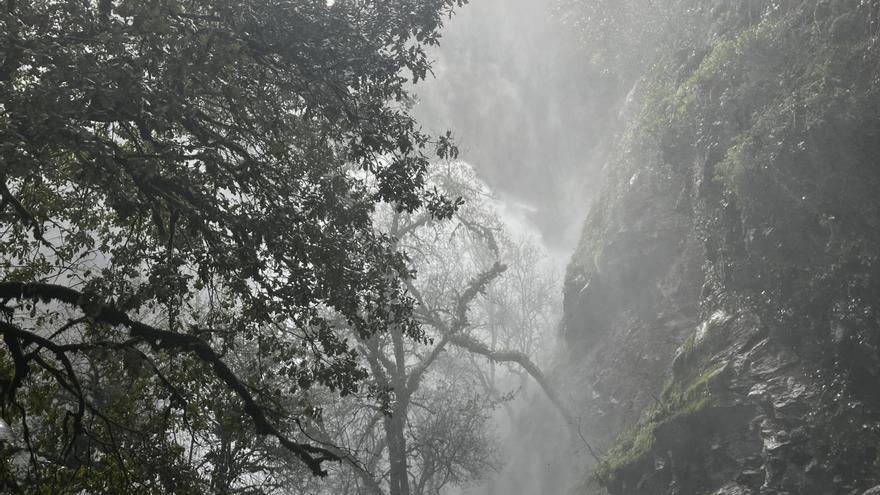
562,1 -> 880,493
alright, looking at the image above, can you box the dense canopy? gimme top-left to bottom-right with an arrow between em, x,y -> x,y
0,0 -> 464,491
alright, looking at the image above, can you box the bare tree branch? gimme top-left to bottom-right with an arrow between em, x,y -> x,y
447,332 -> 603,463
403,262 -> 507,396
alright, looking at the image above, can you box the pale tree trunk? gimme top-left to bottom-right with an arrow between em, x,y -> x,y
387,327 -> 411,495
385,407 -> 410,495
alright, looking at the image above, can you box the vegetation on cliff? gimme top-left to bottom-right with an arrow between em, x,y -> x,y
564,0 -> 880,493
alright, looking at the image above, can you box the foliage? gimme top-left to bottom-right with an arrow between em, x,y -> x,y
636,0 -> 880,345
553,0 -> 704,78
576,0 -> 880,491
0,0 -> 467,491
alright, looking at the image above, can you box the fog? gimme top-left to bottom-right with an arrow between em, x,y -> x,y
6,0 -> 880,494
413,0 -> 618,256
412,2 -> 620,493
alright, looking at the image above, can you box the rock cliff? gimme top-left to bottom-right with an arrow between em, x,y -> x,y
563,1 -> 880,493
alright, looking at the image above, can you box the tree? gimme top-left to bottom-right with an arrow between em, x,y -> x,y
553,0 -> 699,78
292,162 -> 567,495
0,0 -> 465,491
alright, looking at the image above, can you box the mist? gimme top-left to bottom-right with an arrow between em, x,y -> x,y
413,0 -> 619,255
3,1 -> 880,494
411,2 -> 618,493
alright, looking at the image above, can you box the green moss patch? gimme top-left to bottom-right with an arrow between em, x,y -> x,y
593,360 -> 728,488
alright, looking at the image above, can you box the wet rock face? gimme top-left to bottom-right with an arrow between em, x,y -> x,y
559,108 -> 705,476
588,307 -> 878,495
563,2 -> 880,493
712,484 -> 755,495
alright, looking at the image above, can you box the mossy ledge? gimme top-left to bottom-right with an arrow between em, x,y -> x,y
593,360 -> 729,489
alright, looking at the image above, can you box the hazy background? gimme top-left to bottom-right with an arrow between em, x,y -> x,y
413,1 -> 620,493
413,0 -> 618,256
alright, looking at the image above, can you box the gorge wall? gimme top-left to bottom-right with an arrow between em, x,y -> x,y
561,1 -> 880,493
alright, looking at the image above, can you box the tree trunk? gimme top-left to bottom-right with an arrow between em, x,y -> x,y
387,327 -> 411,495
385,402 -> 410,495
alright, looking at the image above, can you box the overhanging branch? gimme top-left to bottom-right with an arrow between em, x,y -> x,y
0,281 -> 338,475
446,333 -> 570,421
447,333 -> 603,463
403,262 -> 507,396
